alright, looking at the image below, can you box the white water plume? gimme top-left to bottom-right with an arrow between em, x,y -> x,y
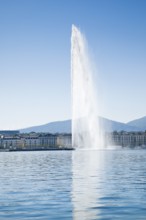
71,25 -> 105,149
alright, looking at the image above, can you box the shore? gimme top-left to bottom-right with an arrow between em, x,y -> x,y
0,147 -> 74,152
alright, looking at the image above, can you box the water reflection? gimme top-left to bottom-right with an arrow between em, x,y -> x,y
72,150 -> 107,220
71,149 -> 146,220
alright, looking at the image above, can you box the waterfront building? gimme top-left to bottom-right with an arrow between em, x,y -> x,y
0,136 -> 22,150
0,131 -> 146,150
0,133 -> 58,150
57,134 -> 72,148
22,136 -> 41,149
39,133 -> 57,148
109,131 -> 146,148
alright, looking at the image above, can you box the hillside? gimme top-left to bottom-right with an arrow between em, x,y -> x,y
20,117 -> 139,133
127,116 -> 146,131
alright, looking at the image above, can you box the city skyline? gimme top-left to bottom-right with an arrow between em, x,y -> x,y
0,0 -> 146,129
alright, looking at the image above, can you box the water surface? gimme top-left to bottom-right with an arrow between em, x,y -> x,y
0,150 -> 146,219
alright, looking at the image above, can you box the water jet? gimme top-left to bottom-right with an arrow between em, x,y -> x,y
71,25 -> 104,149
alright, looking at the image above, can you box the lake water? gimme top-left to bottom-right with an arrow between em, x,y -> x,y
0,150 -> 146,219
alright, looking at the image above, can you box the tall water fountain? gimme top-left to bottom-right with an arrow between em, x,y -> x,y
71,25 -> 104,149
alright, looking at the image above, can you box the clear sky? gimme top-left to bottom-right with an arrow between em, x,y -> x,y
0,0 -> 146,129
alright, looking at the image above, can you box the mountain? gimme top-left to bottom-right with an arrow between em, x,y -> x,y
20,120 -> 71,133
99,117 -> 139,132
20,117 -> 139,133
127,116 -> 146,131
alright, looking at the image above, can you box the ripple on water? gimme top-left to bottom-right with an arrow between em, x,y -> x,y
0,150 -> 146,219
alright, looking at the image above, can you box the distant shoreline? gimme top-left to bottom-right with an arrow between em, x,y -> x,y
0,148 -> 74,152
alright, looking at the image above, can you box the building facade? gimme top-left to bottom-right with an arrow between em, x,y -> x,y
0,132 -> 146,150
56,134 -> 72,148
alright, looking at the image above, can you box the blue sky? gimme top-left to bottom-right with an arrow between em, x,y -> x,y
0,0 -> 146,129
